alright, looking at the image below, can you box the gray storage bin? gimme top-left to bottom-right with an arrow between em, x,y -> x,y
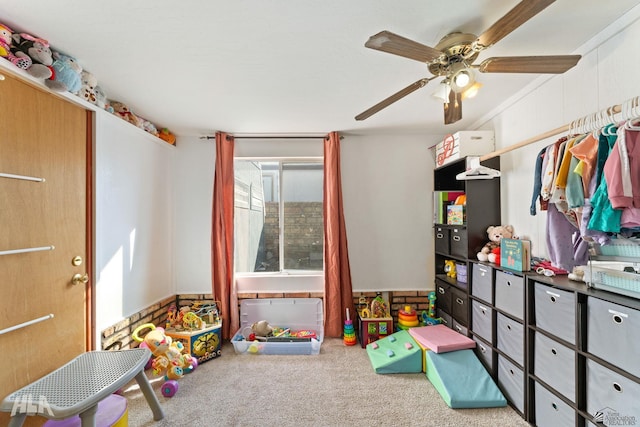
534,332 -> 576,402
471,300 -> 492,342
534,282 -> 576,345
451,286 -> 468,325
471,263 -> 493,304
473,335 -> 493,372
437,308 -> 452,329
587,296 -> 640,378
498,354 -> 525,414
586,358 -> 640,423
449,227 -> 467,258
534,381 -> 576,427
452,319 -> 468,336
435,226 -> 450,254
497,312 -> 524,367
494,270 -> 524,320
435,280 -> 452,313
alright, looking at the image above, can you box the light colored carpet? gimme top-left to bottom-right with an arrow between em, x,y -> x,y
122,338 -> 530,427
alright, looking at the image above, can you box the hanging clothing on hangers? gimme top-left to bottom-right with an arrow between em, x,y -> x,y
588,125 -> 622,233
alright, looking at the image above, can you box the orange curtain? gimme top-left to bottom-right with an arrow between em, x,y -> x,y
211,131 -> 238,340
323,132 -> 355,337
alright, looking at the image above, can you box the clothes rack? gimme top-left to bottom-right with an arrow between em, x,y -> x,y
479,103 -> 625,161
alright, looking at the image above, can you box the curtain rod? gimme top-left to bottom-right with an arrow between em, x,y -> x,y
199,135 -> 330,140
479,103 -> 623,161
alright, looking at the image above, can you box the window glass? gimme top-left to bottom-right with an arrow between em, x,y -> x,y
234,159 -> 323,273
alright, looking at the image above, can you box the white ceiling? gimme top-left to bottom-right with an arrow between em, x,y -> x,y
2,0 -> 639,137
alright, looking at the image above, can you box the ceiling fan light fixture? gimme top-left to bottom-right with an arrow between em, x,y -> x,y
461,81 -> 482,100
450,62 -> 475,93
432,80 -> 452,103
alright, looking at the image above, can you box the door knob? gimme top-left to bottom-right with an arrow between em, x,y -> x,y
72,273 -> 89,285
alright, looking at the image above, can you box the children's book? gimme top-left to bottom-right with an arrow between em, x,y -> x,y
500,238 -> 531,272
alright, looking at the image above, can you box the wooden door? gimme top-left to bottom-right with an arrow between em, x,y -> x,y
0,72 -> 90,425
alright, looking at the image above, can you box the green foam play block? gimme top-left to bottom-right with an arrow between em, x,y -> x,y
426,349 -> 507,408
366,329 -> 422,374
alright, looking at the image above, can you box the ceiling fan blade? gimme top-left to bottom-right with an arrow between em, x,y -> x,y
476,0 -> 556,48
478,55 -> 581,73
444,90 -> 462,125
355,78 -> 430,121
364,31 -> 443,63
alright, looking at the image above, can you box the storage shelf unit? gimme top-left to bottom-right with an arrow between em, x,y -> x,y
432,156 -> 501,332
469,267 -> 640,425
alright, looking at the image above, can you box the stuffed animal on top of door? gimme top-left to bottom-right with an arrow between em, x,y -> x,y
11,32 -> 55,79
477,225 -> 515,262
0,23 -> 31,70
44,50 -> 82,93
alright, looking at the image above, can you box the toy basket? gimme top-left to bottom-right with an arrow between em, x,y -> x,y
591,237 -> 640,257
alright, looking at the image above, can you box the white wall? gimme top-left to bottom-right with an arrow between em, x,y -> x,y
341,134 -> 436,291
483,5 -> 640,260
173,6 -> 640,295
94,111 -> 175,346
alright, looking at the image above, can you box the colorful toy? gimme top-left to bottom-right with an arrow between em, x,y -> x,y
343,308 -> 357,346
428,291 -> 437,318
444,260 -> 457,279
477,225 -> 515,262
132,323 -> 197,397
357,295 -> 369,318
158,128 -> 176,145
397,305 -> 419,329
0,23 -> 31,69
370,292 -> 389,318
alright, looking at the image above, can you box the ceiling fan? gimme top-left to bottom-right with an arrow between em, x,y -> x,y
355,0 -> 581,125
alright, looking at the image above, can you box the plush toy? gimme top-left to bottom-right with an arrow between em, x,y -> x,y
132,323 -> 196,381
251,320 -> 273,337
139,117 -> 160,137
45,51 -> 82,93
0,23 -> 31,70
158,128 -> 176,145
444,259 -> 457,279
11,32 -> 54,79
94,86 -> 113,112
110,100 -> 144,128
76,70 -> 98,104
477,225 -> 515,262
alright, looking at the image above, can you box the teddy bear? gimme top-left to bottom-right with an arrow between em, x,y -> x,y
76,70 -> 98,104
477,225 -> 515,262
110,100 -> 145,129
0,23 -> 31,70
44,50 -> 83,93
11,32 -> 55,80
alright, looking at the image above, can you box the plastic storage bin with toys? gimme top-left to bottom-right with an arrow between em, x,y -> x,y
231,298 -> 323,355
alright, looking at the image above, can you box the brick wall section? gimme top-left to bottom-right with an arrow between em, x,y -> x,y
100,290 -> 431,347
100,295 -> 176,350
391,291 -> 431,319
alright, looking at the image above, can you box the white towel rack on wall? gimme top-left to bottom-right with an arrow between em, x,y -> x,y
0,245 -> 55,256
0,172 -> 45,182
0,313 -> 54,335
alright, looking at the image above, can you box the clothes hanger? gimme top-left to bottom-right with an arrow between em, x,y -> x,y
455,156 -> 501,181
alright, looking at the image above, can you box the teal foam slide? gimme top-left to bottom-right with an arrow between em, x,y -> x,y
426,349 -> 507,408
366,330 -> 422,374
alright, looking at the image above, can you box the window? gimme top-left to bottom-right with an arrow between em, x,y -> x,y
234,159 -> 324,274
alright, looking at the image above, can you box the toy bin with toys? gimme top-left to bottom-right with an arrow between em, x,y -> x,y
163,301 -> 223,364
231,298 -> 323,355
